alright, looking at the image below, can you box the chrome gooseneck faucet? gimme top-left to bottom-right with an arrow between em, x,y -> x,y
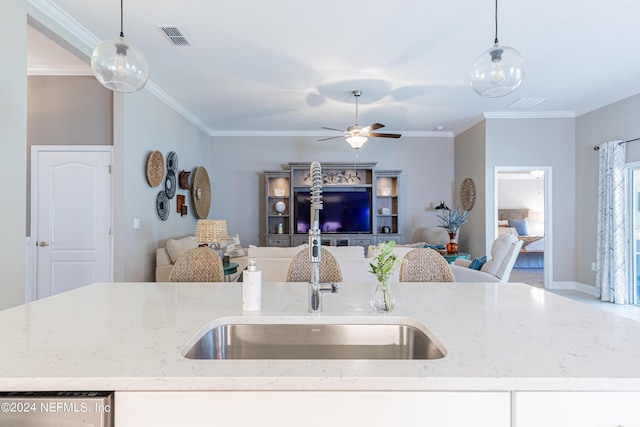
308,161 -> 323,313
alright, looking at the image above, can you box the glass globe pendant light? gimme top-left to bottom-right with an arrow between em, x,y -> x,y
91,0 -> 149,93
470,0 -> 523,98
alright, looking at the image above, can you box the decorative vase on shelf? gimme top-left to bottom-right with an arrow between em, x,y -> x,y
447,232 -> 458,255
371,280 -> 395,313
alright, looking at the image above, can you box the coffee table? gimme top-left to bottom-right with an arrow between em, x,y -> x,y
442,252 -> 470,264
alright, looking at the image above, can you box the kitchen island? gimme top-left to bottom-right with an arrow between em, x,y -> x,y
1,281 -> 640,426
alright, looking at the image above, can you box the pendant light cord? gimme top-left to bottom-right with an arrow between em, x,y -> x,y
119,0 -> 124,38
493,0 -> 499,44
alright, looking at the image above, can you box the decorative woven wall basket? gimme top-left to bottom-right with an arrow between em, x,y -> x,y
146,151 -> 165,187
191,166 -> 211,219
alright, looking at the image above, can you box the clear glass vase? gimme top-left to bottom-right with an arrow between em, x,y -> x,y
371,280 -> 395,313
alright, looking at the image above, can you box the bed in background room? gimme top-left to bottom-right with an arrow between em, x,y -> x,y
498,209 -> 544,269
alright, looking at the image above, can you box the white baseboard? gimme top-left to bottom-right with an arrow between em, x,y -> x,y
547,280 -> 597,296
575,282 -> 597,296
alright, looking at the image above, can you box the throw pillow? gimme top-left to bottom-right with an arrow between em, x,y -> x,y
218,233 -> 245,258
468,256 -> 487,270
507,218 -> 529,236
166,236 -> 197,263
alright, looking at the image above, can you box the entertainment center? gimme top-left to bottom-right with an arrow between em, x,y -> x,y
263,162 -> 401,247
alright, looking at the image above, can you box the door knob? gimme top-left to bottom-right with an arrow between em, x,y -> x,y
37,241 -> 50,247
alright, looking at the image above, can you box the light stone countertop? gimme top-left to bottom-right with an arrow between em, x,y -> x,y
1,281 -> 640,392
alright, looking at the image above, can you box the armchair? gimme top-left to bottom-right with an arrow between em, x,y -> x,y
450,234 -> 523,282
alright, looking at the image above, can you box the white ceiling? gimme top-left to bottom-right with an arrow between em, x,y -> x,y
27,0 -> 640,136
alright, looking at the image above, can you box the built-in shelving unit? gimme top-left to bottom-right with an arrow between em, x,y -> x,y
262,163 -> 401,247
375,170 -> 401,243
264,171 -> 291,247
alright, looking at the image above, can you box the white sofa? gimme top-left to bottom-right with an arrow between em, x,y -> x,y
155,235 -> 249,282
246,244 -> 424,284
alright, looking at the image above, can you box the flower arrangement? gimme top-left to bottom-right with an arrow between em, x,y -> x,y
436,207 -> 468,233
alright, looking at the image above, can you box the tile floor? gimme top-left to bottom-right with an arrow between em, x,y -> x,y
510,268 -> 640,323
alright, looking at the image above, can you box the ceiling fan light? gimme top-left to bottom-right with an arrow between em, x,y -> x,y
346,135 -> 368,149
470,43 -> 523,98
92,36 -> 149,93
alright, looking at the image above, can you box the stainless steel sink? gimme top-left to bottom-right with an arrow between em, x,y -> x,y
182,317 -> 446,360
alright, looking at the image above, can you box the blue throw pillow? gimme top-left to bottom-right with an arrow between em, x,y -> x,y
507,218 -> 529,236
469,256 -> 487,270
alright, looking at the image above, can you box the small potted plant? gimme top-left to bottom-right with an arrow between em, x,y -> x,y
436,207 -> 468,254
368,241 -> 404,313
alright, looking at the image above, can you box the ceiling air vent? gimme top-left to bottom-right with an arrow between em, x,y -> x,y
158,26 -> 192,46
505,98 -> 549,109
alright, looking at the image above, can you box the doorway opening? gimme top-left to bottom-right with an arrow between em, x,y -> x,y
495,166 -> 552,288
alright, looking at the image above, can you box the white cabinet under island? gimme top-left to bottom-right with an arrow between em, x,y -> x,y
1,281 -> 640,426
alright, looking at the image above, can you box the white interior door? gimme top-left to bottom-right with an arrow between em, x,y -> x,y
33,147 -> 112,299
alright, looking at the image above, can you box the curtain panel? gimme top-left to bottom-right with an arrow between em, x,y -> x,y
596,140 -> 628,304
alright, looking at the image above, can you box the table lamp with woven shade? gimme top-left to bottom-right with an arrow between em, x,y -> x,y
195,219 -> 228,258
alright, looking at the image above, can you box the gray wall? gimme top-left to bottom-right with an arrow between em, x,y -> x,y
455,121 -> 487,258
486,117 -> 576,283
26,76 -> 112,235
27,76 -> 112,146
0,0 -> 27,310
113,91 -> 214,282
575,93 -> 640,287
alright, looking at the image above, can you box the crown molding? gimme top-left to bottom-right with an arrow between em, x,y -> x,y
454,114 -> 486,135
143,81 -> 215,136
454,111 -> 577,136
483,111 -> 576,119
27,0 -> 99,53
27,65 -> 92,76
28,0 -> 216,137
574,85 -> 640,117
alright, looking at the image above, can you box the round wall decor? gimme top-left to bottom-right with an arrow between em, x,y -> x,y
191,166 -> 211,219
165,170 -> 177,199
460,178 -> 476,211
156,191 -> 170,221
166,151 -> 178,173
145,150 -> 164,187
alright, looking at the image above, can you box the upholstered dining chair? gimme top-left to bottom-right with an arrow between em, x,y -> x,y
400,248 -> 455,282
168,247 -> 224,282
286,247 -> 343,283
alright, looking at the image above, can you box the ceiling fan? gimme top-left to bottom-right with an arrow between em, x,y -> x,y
319,90 -> 401,149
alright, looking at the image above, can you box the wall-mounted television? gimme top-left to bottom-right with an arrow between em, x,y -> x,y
295,190 -> 371,234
